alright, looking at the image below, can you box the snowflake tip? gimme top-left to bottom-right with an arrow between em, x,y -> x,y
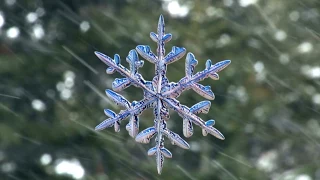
95,119 -> 113,131
213,59 -> 231,73
205,59 -> 212,69
94,51 -> 107,61
105,89 -> 130,108
157,14 -> 165,36
205,119 -> 215,126
147,147 -> 157,156
106,67 -> 115,74
135,127 -> 156,144
164,46 -> 186,65
209,72 -> 219,80
185,52 -> 198,77
157,156 -> 164,175
104,109 -> 116,118
148,147 -> 173,158
163,129 -> 190,149
150,32 -> 158,42
94,51 -> 115,67
114,54 -> 121,65
203,126 -> 225,140
136,45 -> 157,63
112,78 -> 131,92
192,83 -> 215,100
162,33 -> 172,43
190,100 -> 211,114
160,148 -> 172,158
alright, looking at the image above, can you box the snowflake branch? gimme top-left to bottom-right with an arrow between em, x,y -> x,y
94,50 -> 156,96
154,14 -> 167,175
163,53 -> 231,99
142,14 -> 185,174
95,89 -> 156,135
163,97 -> 225,140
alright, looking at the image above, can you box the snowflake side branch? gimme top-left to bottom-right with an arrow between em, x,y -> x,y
105,89 -> 131,108
162,128 -> 190,149
136,45 -> 157,63
163,46 -> 186,64
183,100 -> 212,137
135,127 -> 190,148
136,45 -> 186,65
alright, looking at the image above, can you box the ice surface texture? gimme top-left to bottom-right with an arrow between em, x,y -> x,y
94,15 -> 231,174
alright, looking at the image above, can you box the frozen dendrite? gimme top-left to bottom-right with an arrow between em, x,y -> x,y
94,15 -> 231,174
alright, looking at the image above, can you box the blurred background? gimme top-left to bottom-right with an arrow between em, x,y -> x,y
1,0 -> 320,179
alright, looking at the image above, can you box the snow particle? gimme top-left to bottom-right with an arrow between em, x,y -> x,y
55,159 -> 85,179
163,0 -> 189,17
223,0 -> 234,7
301,65 -> 320,79
40,154 -> 52,165
61,89 -> 72,100
1,162 -> 16,173
279,54 -> 290,64
36,8 -> 46,17
80,21 -> 90,33
0,13 -> 5,28
289,11 -> 300,21
297,42 -> 313,53
6,27 -> 20,39
5,0 -> 16,6
216,34 -> 231,47
309,67 -> 320,79
33,24 -> 45,39
26,12 -> 38,23
256,150 -> 278,172
239,0 -> 258,7
295,174 -> 312,180
312,94 -> 320,105
31,99 -> 46,112
253,61 -> 264,73
274,30 -> 287,41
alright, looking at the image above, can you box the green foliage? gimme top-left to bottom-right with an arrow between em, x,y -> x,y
1,0 -> 320,179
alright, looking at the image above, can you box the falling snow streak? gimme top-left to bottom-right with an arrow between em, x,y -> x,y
63,46 -> 99,74
93,15 -> 231,174
0,93 -> 21,99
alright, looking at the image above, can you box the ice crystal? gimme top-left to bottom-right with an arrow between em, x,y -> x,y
94,15 -> 231,174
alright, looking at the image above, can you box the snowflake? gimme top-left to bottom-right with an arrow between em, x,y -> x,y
94,15 -> 231,174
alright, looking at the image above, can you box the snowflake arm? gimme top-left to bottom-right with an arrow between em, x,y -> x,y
162,53 -> 231,99
94,14 -> 231,175
94,50 -> 156,96
163,97 -> 225,140
95,89 -> 156,137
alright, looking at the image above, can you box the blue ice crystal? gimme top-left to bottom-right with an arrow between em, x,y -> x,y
94,15 -> 231,174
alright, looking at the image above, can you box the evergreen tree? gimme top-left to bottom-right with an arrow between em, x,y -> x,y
0,0 -> 319,179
